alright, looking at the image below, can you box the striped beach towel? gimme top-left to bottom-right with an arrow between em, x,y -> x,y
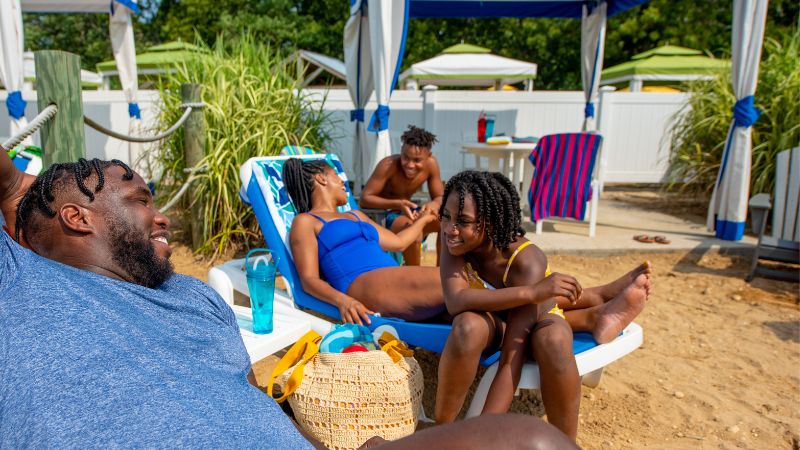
528,133 -> 602,223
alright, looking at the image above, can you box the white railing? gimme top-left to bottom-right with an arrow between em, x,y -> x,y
2,88 -> 688,183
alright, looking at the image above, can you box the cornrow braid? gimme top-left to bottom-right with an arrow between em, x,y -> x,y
15,158 -> 133,242
400,125 -> 437,150
440,170 -> 524,251
282,158 -> 332,213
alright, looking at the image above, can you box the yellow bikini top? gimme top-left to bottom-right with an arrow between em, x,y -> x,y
464,241 -> 551,290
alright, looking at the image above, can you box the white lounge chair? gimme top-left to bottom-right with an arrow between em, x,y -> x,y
747,146 -> 800,282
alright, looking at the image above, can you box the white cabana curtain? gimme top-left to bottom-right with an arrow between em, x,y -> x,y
366,0 -> 408,180
109,1 -> 140,167
707,0 -> 768,241
580,1 -> 607,131
344,0 -> 373,189
0,0 -> 30,144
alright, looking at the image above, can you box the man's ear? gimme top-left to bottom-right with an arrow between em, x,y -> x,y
59,203 -> 95,234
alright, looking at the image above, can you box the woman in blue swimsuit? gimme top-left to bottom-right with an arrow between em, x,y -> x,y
283,158 -> 446,325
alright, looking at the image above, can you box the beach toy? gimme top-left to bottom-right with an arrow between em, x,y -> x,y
342,344 -> 369,353
319,323 -> 375,353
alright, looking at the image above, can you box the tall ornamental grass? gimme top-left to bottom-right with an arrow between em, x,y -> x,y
667,29 -> 799,196
147,35 -> 332,258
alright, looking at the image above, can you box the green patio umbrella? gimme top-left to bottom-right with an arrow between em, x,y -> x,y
96,41 -> 206,87
601,45 -> 729,92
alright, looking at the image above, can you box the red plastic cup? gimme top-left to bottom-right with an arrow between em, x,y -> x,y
477,117 -> 486,142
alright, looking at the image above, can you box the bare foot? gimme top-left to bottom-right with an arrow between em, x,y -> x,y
593,274 -> 649,344
598,261 -> 652,301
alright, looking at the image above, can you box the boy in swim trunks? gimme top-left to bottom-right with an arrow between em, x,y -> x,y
359,125 -> 444,266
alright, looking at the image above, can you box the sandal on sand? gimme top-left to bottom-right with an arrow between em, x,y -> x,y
654,235 -> 671,244
633,234 -> 655,243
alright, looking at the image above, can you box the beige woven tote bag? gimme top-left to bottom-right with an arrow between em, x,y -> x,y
268,330 -> 423,450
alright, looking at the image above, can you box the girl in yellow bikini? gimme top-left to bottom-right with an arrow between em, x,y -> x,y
436,171 -> 651,440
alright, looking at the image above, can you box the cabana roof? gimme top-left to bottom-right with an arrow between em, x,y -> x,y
399,43 -> 537,88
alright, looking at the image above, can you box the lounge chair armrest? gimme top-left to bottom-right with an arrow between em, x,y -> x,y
748,193 -> 771,211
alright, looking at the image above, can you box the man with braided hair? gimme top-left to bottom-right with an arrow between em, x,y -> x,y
0,150 -> 581,449
359,125 -> 444,266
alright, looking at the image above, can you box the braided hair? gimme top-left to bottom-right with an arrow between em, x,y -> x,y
439,170 -> 524,251
282,158 -> 332,213
15,158 -> 133,242
400,125 -> 437,151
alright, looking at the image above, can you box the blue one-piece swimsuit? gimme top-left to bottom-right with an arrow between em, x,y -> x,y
307,212 -> 398,293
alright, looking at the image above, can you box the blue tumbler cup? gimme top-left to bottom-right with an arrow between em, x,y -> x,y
485,114 -> 496,139
245,248 -> 278,334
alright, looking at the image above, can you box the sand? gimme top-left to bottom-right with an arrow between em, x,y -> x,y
173,246 -> 800,449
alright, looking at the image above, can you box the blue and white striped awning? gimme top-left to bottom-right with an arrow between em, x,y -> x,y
406,0 -> 648,18
20,0 -> 139,14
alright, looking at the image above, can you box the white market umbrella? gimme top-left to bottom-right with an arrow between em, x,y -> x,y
344,0 -> 407,188
707,0 -> 768,241
343,0 -> 374,189
398,43 -> 536,90
581,1 -> 607,131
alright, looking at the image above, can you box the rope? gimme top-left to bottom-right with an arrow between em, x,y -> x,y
2,104 -> 58,150
158,164 -> 208,213
83,102 -> 205,143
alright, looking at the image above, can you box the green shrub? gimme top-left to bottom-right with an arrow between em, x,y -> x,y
146,35 -> 333,258
667,29 -> 799,196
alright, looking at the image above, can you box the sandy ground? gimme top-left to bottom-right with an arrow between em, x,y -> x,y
173,243 -> 800,449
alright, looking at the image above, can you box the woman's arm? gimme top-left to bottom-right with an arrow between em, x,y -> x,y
355,209 -> 436,252
289,214 -> 374,325
439,237 -> 581,316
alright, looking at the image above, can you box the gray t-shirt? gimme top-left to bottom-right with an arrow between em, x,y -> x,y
0,230 -> 313,449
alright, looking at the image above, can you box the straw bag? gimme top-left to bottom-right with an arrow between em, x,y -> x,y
268,330 -> 423,450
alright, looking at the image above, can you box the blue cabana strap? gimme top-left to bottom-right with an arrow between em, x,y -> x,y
584,102 -> 595,119
128,102 -> 142,119
733,96 -> 761,128
350,108 -> 365,122
6,91 -> 27,120
368,105 -> 390,132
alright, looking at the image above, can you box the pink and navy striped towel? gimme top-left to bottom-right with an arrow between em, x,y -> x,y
528,133 -> 602,223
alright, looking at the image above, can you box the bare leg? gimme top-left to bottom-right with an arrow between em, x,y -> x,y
436,311 -> 501,423
590,274 -> 649,343
361,414 -> 579,450
482,304 -> 537,414
348,266 -> 446,321
559,261 -> 651,310
530,315 -> 580,440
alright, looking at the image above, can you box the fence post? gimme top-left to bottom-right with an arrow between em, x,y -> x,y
181,83 -> 205,250
596,85 -> 616,194
422,85 -> 438,132
35,50 -> 86,166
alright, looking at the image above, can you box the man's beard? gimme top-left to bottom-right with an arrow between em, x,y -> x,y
106,216 -> 174,288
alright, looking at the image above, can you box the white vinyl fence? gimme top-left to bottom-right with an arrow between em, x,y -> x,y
3,88 -> 688,183
306,88 -> 688,183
